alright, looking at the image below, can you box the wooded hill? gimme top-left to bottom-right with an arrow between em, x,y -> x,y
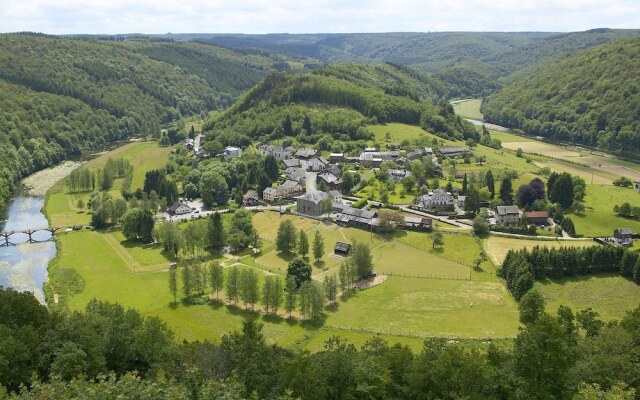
207,65 -> 477,147
481,35 -> 640,154
0,34 -> 302,214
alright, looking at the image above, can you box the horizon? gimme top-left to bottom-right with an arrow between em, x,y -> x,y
1,0 -> 639,35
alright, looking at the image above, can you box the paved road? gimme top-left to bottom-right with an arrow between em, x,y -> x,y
400,206 -> 472,230
301,160 -> 317,192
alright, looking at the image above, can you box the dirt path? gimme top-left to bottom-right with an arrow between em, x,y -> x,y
101,233 -> 142,272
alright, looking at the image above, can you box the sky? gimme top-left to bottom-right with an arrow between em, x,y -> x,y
0,0 -> 639,35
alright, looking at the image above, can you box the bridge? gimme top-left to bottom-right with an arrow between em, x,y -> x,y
0,225 -> 87,246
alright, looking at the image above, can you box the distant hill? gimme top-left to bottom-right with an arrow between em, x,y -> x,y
0,34 -> 302,214
207,66 -> 478,148
481,35 -> 640,154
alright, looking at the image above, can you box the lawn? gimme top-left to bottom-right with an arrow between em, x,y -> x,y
570,184 -> 640,237
355,180 -> 416,205
368,123 -> 458,146
107,230 -> 176,272
45,184 -> 92,227
451,99 -> 483,120
326,276 -> 520,338
484,236 -> 596,265
535,274 -> 640,321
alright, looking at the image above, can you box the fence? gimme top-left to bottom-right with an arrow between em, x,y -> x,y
323,324 -> 515,341
380,271 -> 470,280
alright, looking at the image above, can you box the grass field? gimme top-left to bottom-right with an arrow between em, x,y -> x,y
570,184 -> 640,237
326,276 -> 519,338
536,274 -> 640,321
484,236 -> 596,265
368,123 -> 457,145
355,180 -> 416,204
451,99 -> 484,120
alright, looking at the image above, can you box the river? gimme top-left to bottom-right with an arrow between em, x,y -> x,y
0,195 -> 56,304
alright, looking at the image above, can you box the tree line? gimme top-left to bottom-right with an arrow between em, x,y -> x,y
2,286 -> 639,399
499,245 -> 640,300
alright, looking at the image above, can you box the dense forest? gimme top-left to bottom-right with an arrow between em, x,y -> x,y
482,36 -> 640,154
2,287 -> 639,399
0,34 -> 298,215
207,68 -> 477,147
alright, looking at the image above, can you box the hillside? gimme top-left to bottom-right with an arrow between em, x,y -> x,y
0,34 -> 301,214
481,35 -> 640,154
207,67 -> 477,147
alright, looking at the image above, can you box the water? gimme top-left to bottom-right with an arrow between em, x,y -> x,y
0,195 -> 56,304
465,118 -> 483,126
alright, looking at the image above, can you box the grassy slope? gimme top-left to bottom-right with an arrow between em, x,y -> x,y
451,99 -> 483,120
570,185 -> 640,237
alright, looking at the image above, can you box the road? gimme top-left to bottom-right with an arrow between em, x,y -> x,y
301,160 -> 317,192
400,206 -> 472,230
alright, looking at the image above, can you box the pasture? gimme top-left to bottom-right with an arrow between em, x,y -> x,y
570,184 -> 640,237
451,99 -> 484,120
484,236 -> 596,265
535,274 -> 640,321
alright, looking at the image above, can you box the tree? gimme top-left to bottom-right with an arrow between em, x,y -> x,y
514,314 -> 572,399
286,257 -> 312,288
101,168 -> 113,191
270,276 -> 283,315
209,262 -> 224,301
121,208 -> 154,242
350,241 -> 373,280
377,209 -> 404,234
181,264 -> 192,298
226,267 -> 240,305
464,187 -> 481,216
550,172 -> 574,209
239,269 -> 259,310
324,274 -> 338,302
207,212 -> 226,253
461,173 -> 468,195
302,114 -> 312,133
431,230 -> 444,249
518,289 -> 546,324
312,230 -> 324,262
499,177 -> 513,205
284,276 -> 297,318
473,214 -> 490,236
282,114 -> 293,136
263,155 -> 280,182
276,220 -> 297,254
485,169 -> 495,198
576,308 -> 604,338
168,265 -> 177,304
401,175 -> 417,193
297,229 -> 309,257
199,170 -> 229,207
153,222 -> 183,257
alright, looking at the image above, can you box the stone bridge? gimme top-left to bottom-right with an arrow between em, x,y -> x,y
0,225 -> 87,246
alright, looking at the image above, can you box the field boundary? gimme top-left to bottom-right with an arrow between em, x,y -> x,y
379,271 -> 470,280
323,324 -> 514,341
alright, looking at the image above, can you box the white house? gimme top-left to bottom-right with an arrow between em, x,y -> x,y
258,144 -> 293,160
167,201 -> 192,215
495,205 -> 520,226
416,189 -> 454,211
262,187 -> 278,202
224,146 -> 243,158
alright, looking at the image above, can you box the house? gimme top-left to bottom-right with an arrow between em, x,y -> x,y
224,146 -> 243,158
317,172 -> 341,190
495,205 -> 520,226
329,190 -> 342,203
193,134 -> 206,153
407,149 -> 424,161
282,158 -> 301,169
297,191 -> 330,216
257,144 -> 293,160
284,167 -> 306,182
333,204 -> 378,229
614,228 -> 633,246
359,151 -> 399,168
242,190 -> 260,207
167,201 -> 192,215
334,242 -> 351,256
326,164 -> 343,178
524,211 -> 550,225
387,169 -> 412,181
415,189 -> 454,211
330,153 -> 345,163
403,216 -> 433,231
262,187 -> 279,203
425,147 -> 433,156
295,148 -> 320,160
438,146 -> 469,159
365,147 -> 378,152
457,196 -> 466,209
277,180 -> 304,197
306,157 -> 327,172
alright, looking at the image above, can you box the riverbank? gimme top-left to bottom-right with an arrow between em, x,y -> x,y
22,161 -> 83,197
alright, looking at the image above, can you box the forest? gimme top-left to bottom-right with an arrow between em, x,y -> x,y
1,286 -> 639,399
482,36 -> 640,154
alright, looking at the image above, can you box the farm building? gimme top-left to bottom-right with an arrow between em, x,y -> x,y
224,146 -> 243,158
284,167 -> 306,182
438,146 -> 469,158
257,144 -> 293,160
334,242 -> 351,256
295,148 -> 320,159
614,228 -> 633,246
330,153 -> 345,163
297,191 -> 330,216
282,158 -> 301,169
387,169 -> 412,181
524,211 -> 550,225
495,205 -> 520,226
167,201 -> 192,215
277,180 -> 304,197
317,172 -> 341,190
333,204 -> 379,229
407,149 -> 424,161
403,216 -> 433,231
306,157 -> 328,172
242,190 -> 260,207
326,164 -> 343,178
